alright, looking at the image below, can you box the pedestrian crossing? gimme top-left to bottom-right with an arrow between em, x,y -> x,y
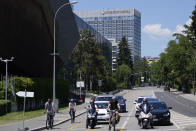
171,110 -> 196,130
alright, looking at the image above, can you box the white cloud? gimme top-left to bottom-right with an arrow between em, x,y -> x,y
174,25 -> 185,34
186,18 -> 192,26
142,24 -> 172,40
173,18 -> 192,34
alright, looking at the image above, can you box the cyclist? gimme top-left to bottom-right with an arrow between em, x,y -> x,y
108,96 -> 120,130
69,99 -> 76,122
44,99 -> 55,128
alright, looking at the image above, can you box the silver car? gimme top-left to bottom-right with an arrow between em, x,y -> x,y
94,101 -> 109,122
95,94 -> 114,102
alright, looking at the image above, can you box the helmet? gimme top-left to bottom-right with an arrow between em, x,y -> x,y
112,96 -> 116,101
90,99 -> 94,104
70,99 -> 74,102
143,98 -> 148,103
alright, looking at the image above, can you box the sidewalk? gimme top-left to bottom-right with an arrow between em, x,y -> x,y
0,97 -> 90,131
170,88 -> 196,102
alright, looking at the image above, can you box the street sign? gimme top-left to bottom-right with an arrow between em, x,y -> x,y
76,81 -> 85,88
16,91 -> 34,97
98,80 -> 102,87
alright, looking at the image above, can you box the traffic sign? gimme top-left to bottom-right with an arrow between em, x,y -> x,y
16,91 -> 34,97
76,81 -> 84,88
98,80 -> 102,87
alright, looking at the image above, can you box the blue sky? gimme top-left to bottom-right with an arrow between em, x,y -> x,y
73,0 -> 195,57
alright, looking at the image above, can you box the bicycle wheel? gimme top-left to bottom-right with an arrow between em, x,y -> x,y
71,111 -> 73,123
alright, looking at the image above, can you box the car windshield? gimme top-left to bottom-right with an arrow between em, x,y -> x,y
151,102 -> 167,110
116,96 -> 123,100
95,103 -> 108,109
95,97 -> 112,101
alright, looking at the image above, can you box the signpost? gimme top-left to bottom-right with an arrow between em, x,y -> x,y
76,81 -> 84,101
16,90 -> 34,131
98,80 -> 102,94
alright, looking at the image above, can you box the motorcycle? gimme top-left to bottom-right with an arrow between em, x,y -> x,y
86,108 -> 97,129
138,106 -> 153,129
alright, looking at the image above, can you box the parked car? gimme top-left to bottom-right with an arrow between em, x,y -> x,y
116,95 -> 126,112
164,85 -> 170,91
149,101 -> 172,125
133,96 -> 160,117
94,101 -> 109,122
94,94 -> 113,102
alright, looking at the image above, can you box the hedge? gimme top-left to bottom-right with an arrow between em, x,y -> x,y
0,77 -> 70,112
0,100 -> 11,116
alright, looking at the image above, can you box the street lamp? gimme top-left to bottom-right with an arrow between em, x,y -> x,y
52,1 -> 78,103
185,52 -> 196,95
0,57 -> 14,113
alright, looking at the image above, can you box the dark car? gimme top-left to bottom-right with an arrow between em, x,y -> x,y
134,97 -> 160,117
164,85 -> 170,91
149,101 -> 172,125
116,95 -> 126,112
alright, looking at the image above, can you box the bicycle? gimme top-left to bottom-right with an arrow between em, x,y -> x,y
46,113 -> 54,129
70,109 -> 75,123
109,109 -> 118,131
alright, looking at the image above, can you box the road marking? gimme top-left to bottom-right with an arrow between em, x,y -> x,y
68,123 -> 82,130
120,106 -> 134,130
171,119 -> 180,129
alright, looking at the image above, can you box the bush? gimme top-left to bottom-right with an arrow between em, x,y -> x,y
0,100 -> 11,116
10,77 -> 70,111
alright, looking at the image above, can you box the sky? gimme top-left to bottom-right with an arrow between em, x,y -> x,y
73,0 -> 195,57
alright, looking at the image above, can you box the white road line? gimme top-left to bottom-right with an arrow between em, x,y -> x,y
121,106 -> 134,129
180,123 -> 196,126
171,119 -> 181,129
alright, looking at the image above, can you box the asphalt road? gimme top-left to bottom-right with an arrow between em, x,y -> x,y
155,90 -> 196,117
42,87 -> 182,131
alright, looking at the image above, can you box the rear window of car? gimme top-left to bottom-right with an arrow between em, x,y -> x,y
95,97 -> 112,101
151,102 -> 167,110
95,103 -> 108,109
138,98 -> 144,103
147,98 -> 158,101
116,96 -> 123,100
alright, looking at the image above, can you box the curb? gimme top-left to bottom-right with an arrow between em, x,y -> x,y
30,110 -> 87,131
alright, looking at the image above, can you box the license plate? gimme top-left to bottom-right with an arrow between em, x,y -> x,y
153,119 -> 158,121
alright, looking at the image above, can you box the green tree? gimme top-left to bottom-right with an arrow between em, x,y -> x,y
72,29 -> 111,91
133,57 -> 149,86
116,64 -> 131,89
117,37 -> 133,69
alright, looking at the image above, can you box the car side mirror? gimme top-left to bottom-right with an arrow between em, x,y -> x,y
124,99 -> 126,101
168,107 -> 172,109
133,102 -> 137,104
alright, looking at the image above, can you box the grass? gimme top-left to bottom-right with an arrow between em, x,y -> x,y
0,106 -> 68,125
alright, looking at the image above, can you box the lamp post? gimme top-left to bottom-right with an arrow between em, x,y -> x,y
185,52 -> 196,95
0,57 -> 14,113
52,1 -> 78,102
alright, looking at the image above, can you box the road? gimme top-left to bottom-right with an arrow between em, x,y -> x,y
42,87 -> 196,131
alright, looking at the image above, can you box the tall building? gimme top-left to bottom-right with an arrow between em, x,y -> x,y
145,56 -> 159,65
75,9 -> 141,60
74,14 -> 112,64
107,38 -> 118,72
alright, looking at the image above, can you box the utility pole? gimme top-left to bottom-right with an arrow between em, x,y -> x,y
0,57 -> 14,113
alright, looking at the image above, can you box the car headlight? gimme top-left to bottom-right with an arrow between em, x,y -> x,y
163,112 -> 170,117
